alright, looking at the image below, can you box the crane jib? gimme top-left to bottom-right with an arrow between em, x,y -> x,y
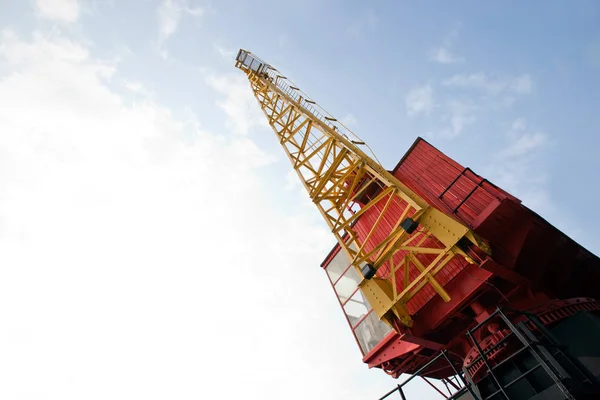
234,48 -> 491,330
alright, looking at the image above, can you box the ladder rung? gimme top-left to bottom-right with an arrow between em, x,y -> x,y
484,364 -> 542,399
489,346 -> 530,372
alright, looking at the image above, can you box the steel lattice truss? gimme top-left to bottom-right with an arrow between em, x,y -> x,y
235,49 -> 490,328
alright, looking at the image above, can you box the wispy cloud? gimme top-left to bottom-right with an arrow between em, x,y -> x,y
157,1 -> 180,40
510,74 -> 534,94
122,80 -> 154,98
500,118 -> 548,158
485,118 -> 552,215
443,72 -> 533,95
157,0 -> 204,42
34,0 -> 80,22
346,9 -> 378,38
278,34 -> 289,48
442,100 -> 476,137
430,47 -> 465,64
213,43 -> 236,60
205,73 -> 268,135
502,132 -> 547,158
341,113 -> 358,128
283,169 -> 300,191
430,71 -> 533,139
430,25 -> 465,64
406,84 -> 433,116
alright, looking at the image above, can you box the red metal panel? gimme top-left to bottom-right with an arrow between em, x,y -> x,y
362,332 -> 420,367
392,138 -> 518,230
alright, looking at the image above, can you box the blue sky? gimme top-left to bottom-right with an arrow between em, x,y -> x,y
0,1 -> 599,399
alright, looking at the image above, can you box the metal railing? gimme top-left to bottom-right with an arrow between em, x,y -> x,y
379,350 -> 479,400
465,307 -> 600,400
236,49 -> 382,165
379,305 -> 600,400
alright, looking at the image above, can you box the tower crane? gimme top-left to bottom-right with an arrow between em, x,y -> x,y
235,49 -> 600,400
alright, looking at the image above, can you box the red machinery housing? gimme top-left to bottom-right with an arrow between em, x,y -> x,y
321,137 -> 600,383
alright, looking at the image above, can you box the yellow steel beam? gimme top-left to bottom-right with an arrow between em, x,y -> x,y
235,49 -> 490,329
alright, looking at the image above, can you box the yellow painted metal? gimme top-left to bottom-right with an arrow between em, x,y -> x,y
235,49 -> 490,328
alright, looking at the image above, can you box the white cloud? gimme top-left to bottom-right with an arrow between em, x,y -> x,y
157,0 -> 181,40
205,74 -> 268,135
429,25 -> 464,64
486,160 -> 552,217
346,9 -> 378,37
0,28 -> 403,400
427,99 -> 476,139
429,47 -> 464,64
511,117 -> 527,132
122,80 -> 154,97
283,169 -> 301,191
443,73 -> 533,95
509,74 -> 533,94
158,47 -> 171,61
157,0 -> 204,42
484,118 -> 551,216
443,100 -> 475,137
278,34 -> 289,47
486,120 -> 587,248
213,43 -> 236,59
186,5 -> 204,17
502,132 -> 547,157
341,113 -> 358,127
500,118 -> 548,157
430,72 -> 531,140
406,84 -> 433,116
35,0 -> 80,22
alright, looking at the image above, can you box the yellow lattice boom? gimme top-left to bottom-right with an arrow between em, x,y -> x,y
235,49 -> 490,329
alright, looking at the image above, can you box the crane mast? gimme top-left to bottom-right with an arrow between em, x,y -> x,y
235,49 -> 489,329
